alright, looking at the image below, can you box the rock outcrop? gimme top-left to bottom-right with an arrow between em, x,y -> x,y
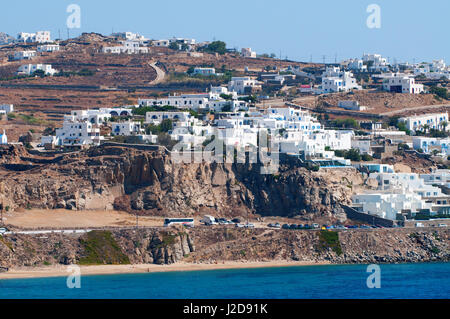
0,145 -> 363,220
0,228 -> 447,269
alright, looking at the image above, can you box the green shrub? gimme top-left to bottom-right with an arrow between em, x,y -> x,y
317,231 -> 342,255
78,231 -> 130,265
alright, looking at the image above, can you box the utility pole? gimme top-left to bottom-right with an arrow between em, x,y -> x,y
136,212 -> 139,229
322,55 -> 326,65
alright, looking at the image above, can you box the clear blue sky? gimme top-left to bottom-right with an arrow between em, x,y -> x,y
1,0 -> 448,63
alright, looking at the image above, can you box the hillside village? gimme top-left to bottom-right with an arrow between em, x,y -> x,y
0,30 -> 450,228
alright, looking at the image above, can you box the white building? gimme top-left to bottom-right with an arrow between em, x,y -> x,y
228,77 -> 262,94
398,112 -> 448,132
0,104 -> 14,113
382,73 -> 424,94
353,192 -> 431,220
111,121 -> 143,136
112,32 -> 148,42
362,53 -> 390,72
55,121 -> 103,147
345,59 -> 367,72
103,40 -> 148,54
139,89 -> 247,112
17,64 -> 58,76
37,44 -> 60,53
152,39 -> 170,47
13,50 -> 36,60
420,169 -> 450,188
412,137 -> 450,155
321,67 -> 361,93
17,31 -> 51,43
414,59 -> 449,80
145,111 -> 192,124
152,37 -> 196,50
241,48 -> 256,58
352,171 -> 450,220
0,130 -> 7,144
193,67 -> 216,76
337,100 -> 366,111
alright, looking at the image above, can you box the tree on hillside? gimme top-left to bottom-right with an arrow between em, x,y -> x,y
169,42 -> 179,50
201,41 -> 227,55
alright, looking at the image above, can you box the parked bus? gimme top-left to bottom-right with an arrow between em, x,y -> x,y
164,218 -> 194,228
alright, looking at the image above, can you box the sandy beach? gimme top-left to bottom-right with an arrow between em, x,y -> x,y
0,261 -> 330,280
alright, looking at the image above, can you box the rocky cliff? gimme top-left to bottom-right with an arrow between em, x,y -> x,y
0,144 -> 364,221
0,228 -> 448,269
0,229 -> 194,268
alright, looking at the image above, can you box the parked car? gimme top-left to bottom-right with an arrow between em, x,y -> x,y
438,223 -> 448,227
273,223 -> 281,229
290,224 -> 298,230
296,224 -> 304,229
244,223 -> 255,229
303,224 -> 310,229
268,223 -> 281,229
360,225 -> 371,229
312,223 -> 320,229
201,215 -> 217,226
231,218 -> 241,224
282,224 -> 290,229
235,223 -> 245,228
0,227 -> 8,234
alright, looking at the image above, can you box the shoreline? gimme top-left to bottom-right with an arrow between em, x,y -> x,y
0,260 -> 331,280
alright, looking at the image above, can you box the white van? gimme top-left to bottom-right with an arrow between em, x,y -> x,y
415,222 -> 424,228
201,215 -> 217,225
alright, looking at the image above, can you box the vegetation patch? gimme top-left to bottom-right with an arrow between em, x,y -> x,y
154,233 -> 178,249
0,235 -> 14,252
78,231 -> 130,265
317,231 -> 343,256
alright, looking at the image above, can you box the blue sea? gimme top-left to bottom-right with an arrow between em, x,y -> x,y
0,263 -> 449,299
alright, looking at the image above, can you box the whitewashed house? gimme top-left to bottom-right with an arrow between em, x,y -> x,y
193,67 -> 216,76
399,112 -> 448,132
111,121 -> 144,136
13,50 -> 36,60
112,32 -> 148,42
17,31 -> 51,43
55,121 -> 103,147
145,111 -> 192,124
412,137 -> 450,155
346,59 -> 367,72
103,40 -> 148,54
414,59 -> 449,80
17,64 -> 58,76
362,53 -> 390,72
382,73 -> 424,94
352,192 -> 431,221
241,48 -> 256,58
228,77 -> 262,94
321,67 -> 361,93
420,170 -> 450,188
37,44 -> 60,53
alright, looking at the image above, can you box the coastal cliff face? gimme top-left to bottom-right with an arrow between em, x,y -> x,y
0,145 -> 363,220
0,228 -> 448,269
0,229 -> 194,268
